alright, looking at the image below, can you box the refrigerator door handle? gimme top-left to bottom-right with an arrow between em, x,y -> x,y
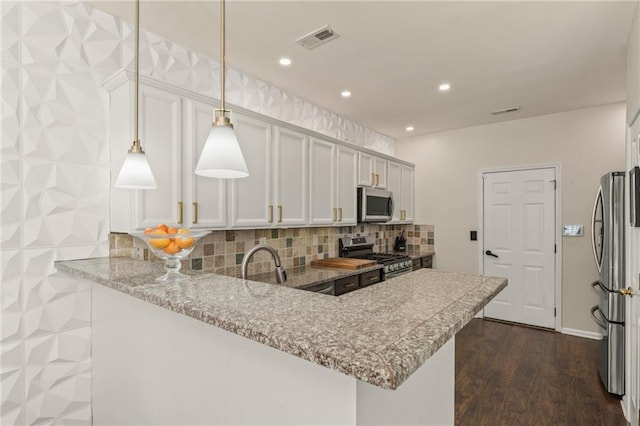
591,187 -> 603,273
590,305 -> 608,330
591,280 -> 606,297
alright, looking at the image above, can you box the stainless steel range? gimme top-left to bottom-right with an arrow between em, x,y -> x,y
339,236 -> 413,279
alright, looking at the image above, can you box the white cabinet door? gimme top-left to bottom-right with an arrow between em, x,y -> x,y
183,99 -> 226,229
374,157 -> 388,189
135,85 -> 182,230
309,138 -> 336,225
358,152 -> 374,187
274,127 -> 308,226
336,146 -> 358,225
386,161 -> 402,223
229,114 -> 273,228
400,164 -> 415,223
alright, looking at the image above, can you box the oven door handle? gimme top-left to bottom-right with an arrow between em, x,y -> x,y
388,197 -> 394,218
591,280 -> 606,297
590,305 -> 608,330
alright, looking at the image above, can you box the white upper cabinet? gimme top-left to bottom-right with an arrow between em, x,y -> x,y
184,99 -> 226,229
400,164 -> 415,223
386,161 -> 402,223
229,119 -> 309,228
108,76 -> 182,232
310,141 -> 356,226
386,161 -> 415,224
309,138 -> 336,225
335,146 -> 358,225
358,152 -> 374,187
358,152 -> 387,189
373,157 -> 388,189
229,114 -> 273,228
273,127 -> 308,226
107,70 -> 414,232
135,85 -> 183,230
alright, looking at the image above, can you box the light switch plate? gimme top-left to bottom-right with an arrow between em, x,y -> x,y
563,225 -> 584,237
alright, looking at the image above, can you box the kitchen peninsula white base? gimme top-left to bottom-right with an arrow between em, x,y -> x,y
92,283 -> 454,425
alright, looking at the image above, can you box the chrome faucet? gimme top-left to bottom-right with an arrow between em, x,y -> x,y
241,244 -> 287,284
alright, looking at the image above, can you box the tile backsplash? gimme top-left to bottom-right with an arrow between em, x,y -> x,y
110,224 -> 435,278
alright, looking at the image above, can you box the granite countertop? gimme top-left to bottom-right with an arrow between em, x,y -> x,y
56,257 -> 505,390
247,264 -> 383,288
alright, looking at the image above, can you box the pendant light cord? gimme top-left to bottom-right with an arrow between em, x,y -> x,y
220,0 -> 226,111
134,0 -> 140,143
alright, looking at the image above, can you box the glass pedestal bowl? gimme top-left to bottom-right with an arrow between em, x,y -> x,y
131,230 -> 210,282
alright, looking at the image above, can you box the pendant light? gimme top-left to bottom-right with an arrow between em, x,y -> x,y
195,0 -> 249,179
115,0 -> 157,189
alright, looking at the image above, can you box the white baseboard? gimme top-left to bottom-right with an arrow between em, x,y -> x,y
561,327 -> 602,340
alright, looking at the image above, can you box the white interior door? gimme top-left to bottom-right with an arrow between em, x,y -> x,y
625,118 -> 640,425
483,168 -> 556,329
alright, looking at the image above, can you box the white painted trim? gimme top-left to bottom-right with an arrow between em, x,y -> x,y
478,163 -> 563,332
561,327 -> 602,340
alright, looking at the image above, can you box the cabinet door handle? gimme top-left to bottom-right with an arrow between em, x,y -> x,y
333,208 -> 337,222
178,201 -> 183,224
376,174 -> 380,186
338,207 -> 343,222
371,172 -> 376,186
192,202 -> 198,225
269,205 -> 273,223
278,205 -> 283,223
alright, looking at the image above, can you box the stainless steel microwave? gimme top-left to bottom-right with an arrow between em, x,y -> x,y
357,187 -> 393,223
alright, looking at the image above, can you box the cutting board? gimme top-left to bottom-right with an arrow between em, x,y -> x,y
310,257 -> 377,270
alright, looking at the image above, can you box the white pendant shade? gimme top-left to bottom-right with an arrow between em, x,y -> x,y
195,125 -> 249,178
115,151 -> 158,189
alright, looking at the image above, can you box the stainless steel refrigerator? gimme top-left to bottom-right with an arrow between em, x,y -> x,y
590,171 -> 625,396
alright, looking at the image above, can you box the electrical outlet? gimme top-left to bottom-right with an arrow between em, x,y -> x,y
259,237 -> 267,244
312,235 -> 318,245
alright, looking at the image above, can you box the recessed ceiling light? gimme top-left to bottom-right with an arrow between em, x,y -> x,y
341,90 -> 351,98
406,126 -> 414,132
279,57 -> 292,66
439,83 -> 451,92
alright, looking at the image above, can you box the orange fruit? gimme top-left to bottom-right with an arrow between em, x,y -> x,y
167,227 -> 178,234
143,228 -> 153,235
149,229 -> 170,249
163,241 -> 181,255
157,224 -> 169,232
175,229 -> 194,249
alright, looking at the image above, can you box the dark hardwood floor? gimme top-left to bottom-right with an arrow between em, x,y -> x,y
455,319 -> 627,425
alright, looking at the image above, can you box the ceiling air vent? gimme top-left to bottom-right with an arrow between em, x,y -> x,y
491,107 -> 520,115
295,25 -> 340,50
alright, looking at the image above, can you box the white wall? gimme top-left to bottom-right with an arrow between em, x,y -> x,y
395,103 -> 626,333
0,1 -> 394,423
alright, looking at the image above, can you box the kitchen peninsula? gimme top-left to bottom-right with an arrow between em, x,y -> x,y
56,258 -> 506,425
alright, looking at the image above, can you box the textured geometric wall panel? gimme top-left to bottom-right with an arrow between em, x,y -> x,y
1,62 -> 22,249
21,1 -> 121,83
24,327 -> 91,425
1,2 -> 20,65
21,71 -> 110,165
1,250 -> 22,344
22,160 -> 109,248
1,340 -> 24,424
23,249 -> 91,340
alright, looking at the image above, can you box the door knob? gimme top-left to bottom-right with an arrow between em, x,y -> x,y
618,287 -> 634,297
485,250 -> 499,258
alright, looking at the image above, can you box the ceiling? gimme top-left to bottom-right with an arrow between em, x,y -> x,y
87,1 -> 637,139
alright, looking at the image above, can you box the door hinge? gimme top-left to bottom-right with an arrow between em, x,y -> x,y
550,179 -> 557,190
554,307 -> 557,317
